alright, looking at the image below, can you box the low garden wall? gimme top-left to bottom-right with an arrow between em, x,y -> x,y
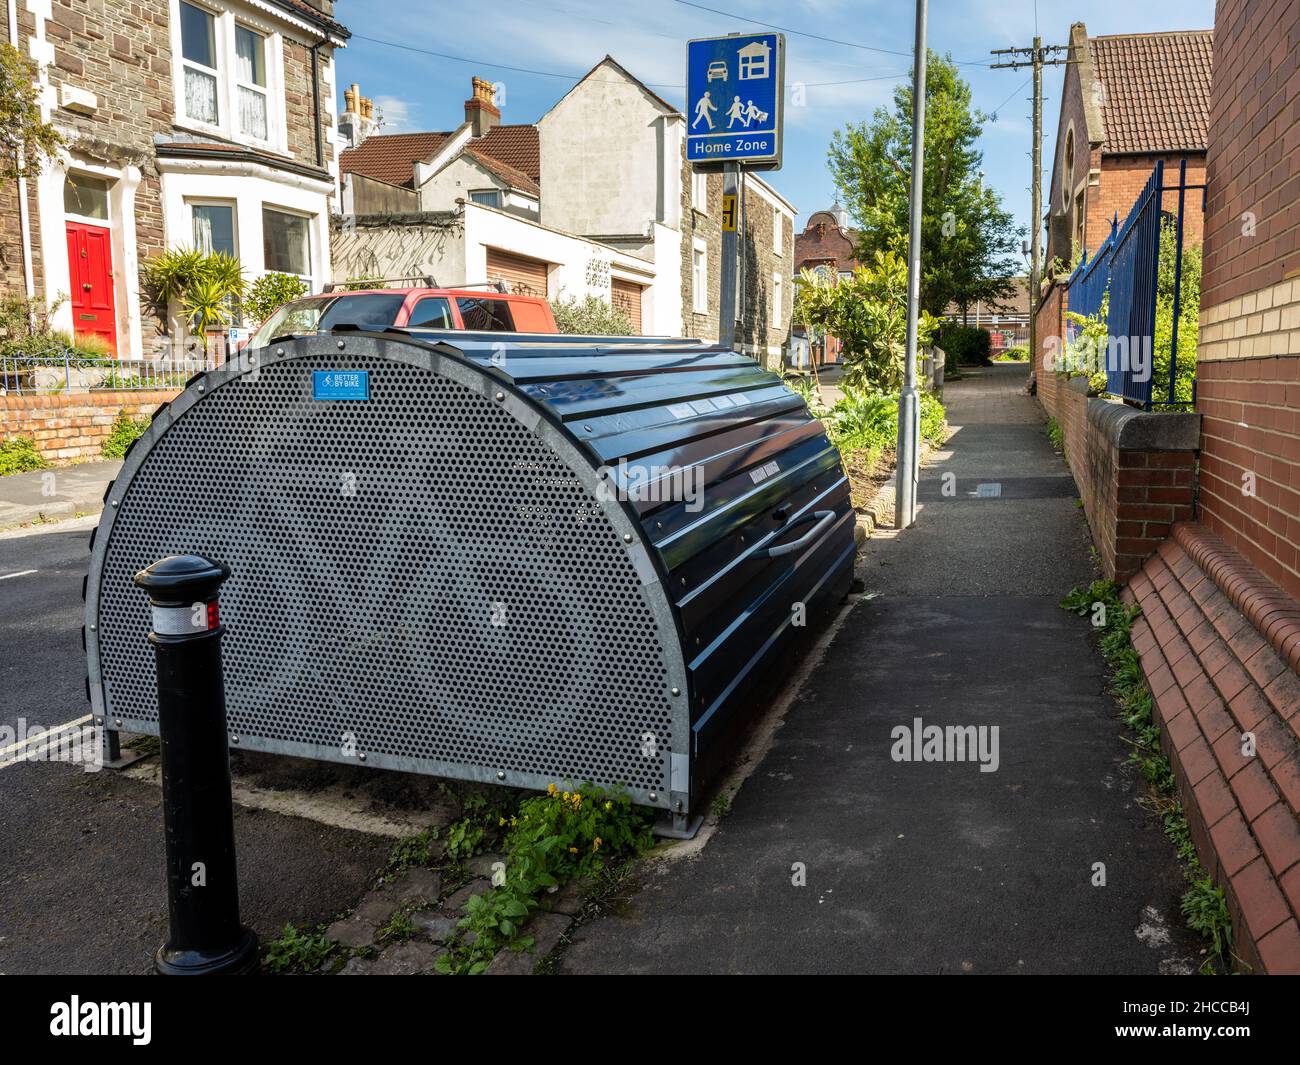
1,390 -> 178,463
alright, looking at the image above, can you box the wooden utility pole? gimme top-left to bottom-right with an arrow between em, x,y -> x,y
991,39 -> 1070,383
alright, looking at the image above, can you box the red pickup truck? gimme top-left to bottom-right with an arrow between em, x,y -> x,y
248,286 -> 558,347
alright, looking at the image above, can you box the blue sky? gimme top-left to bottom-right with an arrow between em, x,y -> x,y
334,0 -> 1216,246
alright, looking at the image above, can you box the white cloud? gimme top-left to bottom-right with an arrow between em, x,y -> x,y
372,95 -> 415,133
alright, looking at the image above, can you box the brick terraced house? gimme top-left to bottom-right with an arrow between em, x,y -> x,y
0,0 -> 349,358
1044,22 -> 1211,272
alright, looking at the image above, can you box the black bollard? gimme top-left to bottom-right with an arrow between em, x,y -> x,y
134,554 -> 258,976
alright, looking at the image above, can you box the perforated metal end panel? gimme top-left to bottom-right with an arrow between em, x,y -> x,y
87,338 -> 689,808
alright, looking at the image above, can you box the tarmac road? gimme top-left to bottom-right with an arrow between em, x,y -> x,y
0,518 -> 391,974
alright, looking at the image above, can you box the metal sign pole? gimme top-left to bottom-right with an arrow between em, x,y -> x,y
894,0 -> 928,530
720,161 -> 740,349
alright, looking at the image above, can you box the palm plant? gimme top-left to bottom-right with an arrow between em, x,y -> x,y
143,247 -> 245,335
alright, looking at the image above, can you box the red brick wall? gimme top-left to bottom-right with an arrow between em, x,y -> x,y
1200,0 -> 1300,308
1034,279 -> 1066,414
1194,0 -> 1300,600
1196,357 -> 1300,599
1036,278 -> 1196,582
1,390 -> 177,462
1091,154 -> 1207,249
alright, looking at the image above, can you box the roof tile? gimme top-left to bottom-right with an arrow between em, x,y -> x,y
339,125 -> 540,192
1091,31 -> 1213,155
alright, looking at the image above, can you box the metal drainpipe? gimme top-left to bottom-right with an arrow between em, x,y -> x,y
310,41 -> 324,169
8,0 -> 36,302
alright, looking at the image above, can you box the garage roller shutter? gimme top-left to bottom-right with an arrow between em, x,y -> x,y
610,278 -> 644,334
486,248 -> 549,297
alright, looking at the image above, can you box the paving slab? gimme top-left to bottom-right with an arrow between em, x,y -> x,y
0,460 -> 120,528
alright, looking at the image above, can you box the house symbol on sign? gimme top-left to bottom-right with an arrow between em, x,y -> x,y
738,41 -> 771,80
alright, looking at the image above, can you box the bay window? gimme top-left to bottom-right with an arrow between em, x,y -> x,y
263,207 -> 311,280
192,202 -> 236,257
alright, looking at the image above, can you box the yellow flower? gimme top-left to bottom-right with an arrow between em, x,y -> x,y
498,817 -> 507,826
562,791 -> 570,802
568,846 -> 579,854
572,793 -> 583,808
509,816 -> 518,827
547,782 -> 557,795
592,837 -> 602,851
604,801 -> 613,811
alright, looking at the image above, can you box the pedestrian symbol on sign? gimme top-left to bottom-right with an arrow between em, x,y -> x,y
693,91 -> 718,130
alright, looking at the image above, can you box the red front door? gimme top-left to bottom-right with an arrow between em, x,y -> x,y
66,221 -> 117,354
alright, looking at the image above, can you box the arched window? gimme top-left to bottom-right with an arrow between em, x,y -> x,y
1062,128 -> 1075,211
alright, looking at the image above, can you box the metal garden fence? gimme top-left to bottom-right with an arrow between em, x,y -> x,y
1064,158 -> 1204,410
0,348 -> 220,396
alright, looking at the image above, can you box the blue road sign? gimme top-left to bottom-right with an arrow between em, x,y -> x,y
312,370 -> 369,400
686,32 -> 784,169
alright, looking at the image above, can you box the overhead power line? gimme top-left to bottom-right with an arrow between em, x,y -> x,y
670,0 -> 995,66
349,32 -> 910,90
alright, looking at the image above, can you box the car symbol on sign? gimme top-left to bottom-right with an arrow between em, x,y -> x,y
707,60 -> 727,82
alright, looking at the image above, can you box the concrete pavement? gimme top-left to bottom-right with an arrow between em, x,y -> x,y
0,460 -> 120,529
559,365 -> 1202,975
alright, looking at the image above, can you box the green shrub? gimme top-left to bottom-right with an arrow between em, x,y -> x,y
936,324 -> 992,366
101,410 -> 149,459
824,386 -> 947,459
244,272 -> 310,327
0,436 -> 45,476
549,294 -> 634,336
993,345 -> 1029,362
143,247 -> 245,333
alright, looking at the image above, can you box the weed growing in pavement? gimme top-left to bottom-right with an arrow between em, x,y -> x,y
379,909 -> 417,945
1062,579 -> 1234,973
1045,416 -> 1064,454
263,922 -> 337,974
385,828 -> 439,876
444,817 -> 488,862
435,783 -> 654,975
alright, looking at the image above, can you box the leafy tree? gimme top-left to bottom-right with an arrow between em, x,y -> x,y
794,250 -> 937,391
0,42 -> 63,179
828,51 -> 1021,318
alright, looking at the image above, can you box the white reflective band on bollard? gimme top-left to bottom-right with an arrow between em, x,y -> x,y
150,602 -> 216,636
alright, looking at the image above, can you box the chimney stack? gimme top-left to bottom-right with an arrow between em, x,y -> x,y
464,76 -> 500,137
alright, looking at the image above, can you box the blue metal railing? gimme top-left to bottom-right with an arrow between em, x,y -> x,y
1063,158 -> 1203,410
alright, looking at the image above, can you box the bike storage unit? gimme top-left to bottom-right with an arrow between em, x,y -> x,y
84,330 -> 855,829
